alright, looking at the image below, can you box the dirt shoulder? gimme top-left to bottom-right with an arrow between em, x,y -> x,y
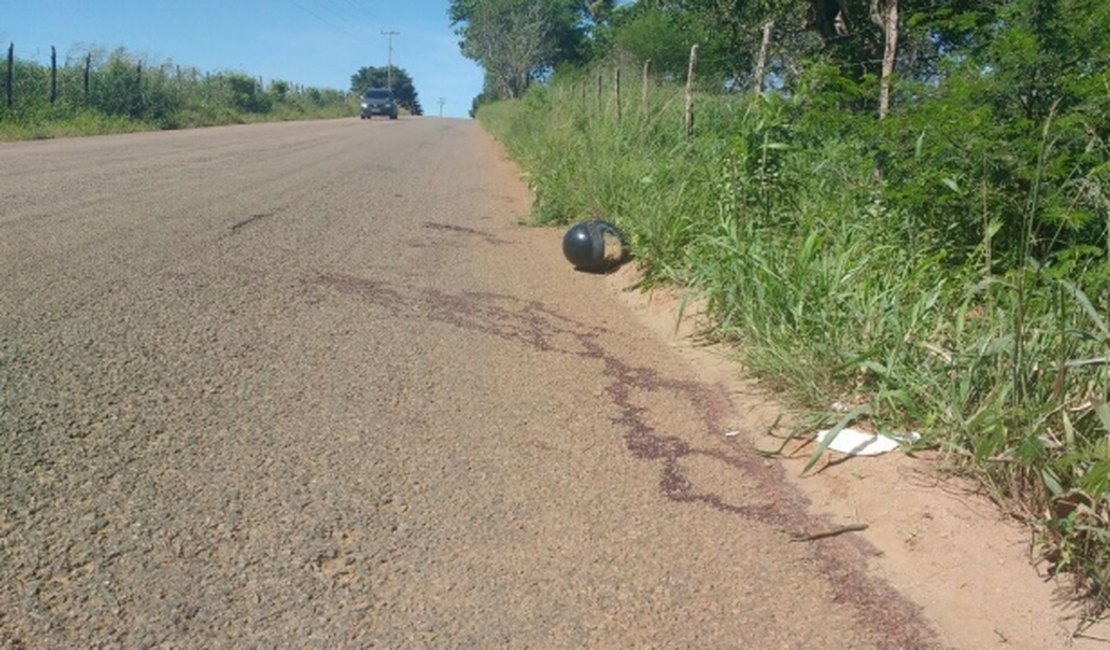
604,264 -> 1110,649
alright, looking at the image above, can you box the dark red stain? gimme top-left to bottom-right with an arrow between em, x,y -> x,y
308,272 -> 938,648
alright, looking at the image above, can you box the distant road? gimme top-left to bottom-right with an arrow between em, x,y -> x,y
0,117 -> 932,647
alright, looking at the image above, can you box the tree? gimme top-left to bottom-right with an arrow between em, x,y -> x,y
452,0 -> 552,98
350,66 -> 423,115
872,0 -> 899,119
610,5 -> 702,79
450,0 -> 601,100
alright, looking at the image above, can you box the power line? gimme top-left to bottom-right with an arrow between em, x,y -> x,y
309,0 -> 377,37
287,0 -> 363,40
337,0 -> 380,28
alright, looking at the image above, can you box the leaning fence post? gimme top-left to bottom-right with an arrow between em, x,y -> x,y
684,44 -> 699,138
50,46 -> 57,104
6,43 -> 13,110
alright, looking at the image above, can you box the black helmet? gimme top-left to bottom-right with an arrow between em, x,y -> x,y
562,220 -> 627,272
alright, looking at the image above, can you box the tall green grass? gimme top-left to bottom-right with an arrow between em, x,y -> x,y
480,68 -> 1110,607
0,48 -> 356,141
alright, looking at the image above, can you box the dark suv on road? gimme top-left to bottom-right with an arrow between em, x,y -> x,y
360,88 -> 398,120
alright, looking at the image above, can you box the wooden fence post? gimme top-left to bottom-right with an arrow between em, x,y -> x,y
614,65 -> 622,123
6,43 -> 13,110
684,44 -> 699,137
596,70 -> 602,114
136,62 -> 143,115
50,46 -> 57,103
753,22 -> 773,94
84,53 -> 91,99
641,59 -> 651,119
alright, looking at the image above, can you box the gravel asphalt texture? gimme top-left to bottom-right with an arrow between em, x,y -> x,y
1,118 -> 938,647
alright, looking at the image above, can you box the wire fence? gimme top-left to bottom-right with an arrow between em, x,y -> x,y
557,46 -> 793,139
2,42 -> 349,122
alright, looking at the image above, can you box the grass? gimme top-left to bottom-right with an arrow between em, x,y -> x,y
0,101 -> 358,142
0,49 -> 356,142
479,69 -> 1110,610
0,109 -> 155,140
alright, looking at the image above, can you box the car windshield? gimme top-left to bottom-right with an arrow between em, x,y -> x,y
363,90 -> 392,100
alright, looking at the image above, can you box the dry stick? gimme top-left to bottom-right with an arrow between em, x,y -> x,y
790,521 -> 865,541
684,44 -> 698,138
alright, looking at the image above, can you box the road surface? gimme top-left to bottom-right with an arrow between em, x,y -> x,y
0,118 -> 935,647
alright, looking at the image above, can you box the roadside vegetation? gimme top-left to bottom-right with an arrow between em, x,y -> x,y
457,0 -> 1110,609
0,45 -> 355,141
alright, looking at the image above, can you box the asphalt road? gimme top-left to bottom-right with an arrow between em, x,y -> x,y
1,117 -> 936,647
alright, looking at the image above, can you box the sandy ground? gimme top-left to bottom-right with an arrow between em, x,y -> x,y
0,116 -> 1104,647
605,266 -> 1110,649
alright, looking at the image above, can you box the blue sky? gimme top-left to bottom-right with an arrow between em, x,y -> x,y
0,0 -> 484,118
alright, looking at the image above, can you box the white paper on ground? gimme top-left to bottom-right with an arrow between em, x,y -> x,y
815,427 -> 919,456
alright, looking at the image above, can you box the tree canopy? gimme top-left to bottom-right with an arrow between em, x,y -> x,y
450,0 -> 614,101
350,66 -> 424,116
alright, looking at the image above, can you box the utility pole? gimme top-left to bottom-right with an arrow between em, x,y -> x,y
381,30 -> 399,90
437,97 -> 445,117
